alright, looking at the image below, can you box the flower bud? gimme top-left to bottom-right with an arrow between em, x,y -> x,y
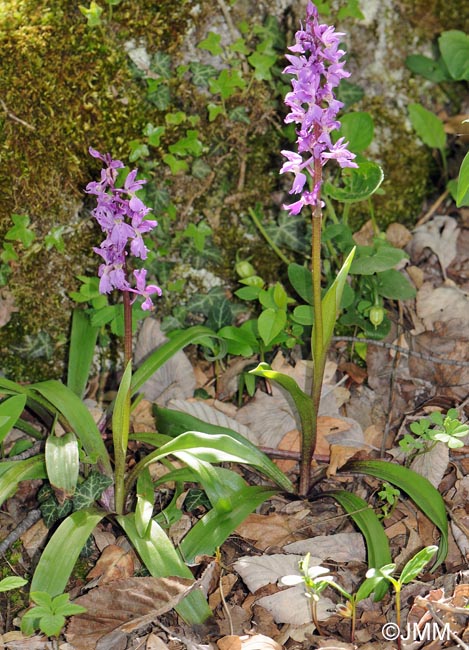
369,305 -> 385,328
236,260 -> 256,279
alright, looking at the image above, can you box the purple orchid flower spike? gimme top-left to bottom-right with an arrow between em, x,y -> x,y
280,0 -> 357,215
86,147 -> 161,309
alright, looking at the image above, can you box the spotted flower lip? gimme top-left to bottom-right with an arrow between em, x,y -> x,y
281,1 -> 357,216
86,147 -> 161,309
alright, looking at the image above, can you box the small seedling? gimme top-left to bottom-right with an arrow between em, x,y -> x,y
21,591 -> 86,643
377,482 -> 400,519
366,545 -> 438,649
400,408 -> 469,458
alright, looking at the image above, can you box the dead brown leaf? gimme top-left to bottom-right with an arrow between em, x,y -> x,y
130,399 -> 156,433
235,512 -> 304,550
218,634 -> 282,650
386,222 -> 412,249
86,544 -> 134,585
145,634 -> 170,650
65,577 -> 193,650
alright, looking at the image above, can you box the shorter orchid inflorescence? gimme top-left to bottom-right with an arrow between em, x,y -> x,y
280,1 -> 357,216
85,147 -> 161,310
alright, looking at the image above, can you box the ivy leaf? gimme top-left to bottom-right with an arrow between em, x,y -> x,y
198,31 -> 223,56
264,213 -> 307,254
209,69 -> 246,100
207,103 -> 224,122
72,471 -> 113,511
143,124 -> 165,147
163,154 -> 189,175
189,62 -> 218,87
206,298 -> 233,330
128,140 -> 150,162
150,51 -> 171,79
228,106 -> 250,124
5,214 -> 35,248
146,81 -> 170,110
247,51 -> 277,81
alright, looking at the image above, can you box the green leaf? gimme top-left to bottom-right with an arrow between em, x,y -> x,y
112,360 -> 132,457
180,485 -> 277,563
344,460 -> 448,569
400,545 -> 438,584
0,576 -> 28,592
209,69 -> 246,100
291,305 -> 314,326
350,246 -> 407,275
128,139 -> 150,162
457,151 -> 469,208
153,406 -> 293,492
31,509 -> 106,597
288,263 -> 313,305
324,162 -> 384,203
0,394 -> 26,445
247,51 -> 277,80
0,456 -> 46,507
198,31 -> 223,56
5,214 -> 35,247
135,467 -> 155,538
207,102 -> 224,122
72,471 -> 113,511
29,381 -> 111,475
189,62 -> 218,87
319,247 -> 355,350
150,51 -> 172,79
45,432 -> 79,501
408,103 -> 446,151
377,269 -> 416,300
218,325 -> 256,356
163,153 -> 189,175
67,309 -> 98,398
438,30 -> 469,80
405,54 -> 449,83
257,308 -> 287,346
323,490 -> 391,600
131,326 -> 218,396
38,613 -> 66,637
337,112 -> 374,153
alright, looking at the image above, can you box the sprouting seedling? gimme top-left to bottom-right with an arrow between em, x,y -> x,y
366,545 -> 438,649
280,554 -> 336,634
281,553 -> 382,642
21,591 -> 86,648
400,408 -> 469,459
377,482 -> 400,520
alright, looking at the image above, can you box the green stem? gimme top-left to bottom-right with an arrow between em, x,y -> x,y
368,197 -> 379,235
247,207 -> 292,266
342,202 -> 351,227
395,585 -> 402,650
114,290 -> 133,515
323,194 -> 339,224
123,290 -> 132,367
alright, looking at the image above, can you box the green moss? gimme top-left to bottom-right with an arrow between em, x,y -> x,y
0,0 -> 189,380
349,97 -> 433,229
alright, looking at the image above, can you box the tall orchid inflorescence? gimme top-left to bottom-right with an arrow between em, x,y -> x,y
280,1 -> 357,216
85,147 -> 161,311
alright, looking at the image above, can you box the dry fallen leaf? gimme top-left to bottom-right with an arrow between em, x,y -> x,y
256,587 -> 335,625
410,216 -> 459,273
235,512 -> 304,550
66,577 -> 193,650
218,634 -> 283,650
146,633 -> 171,650
284,532 -> 366,563
86,544 -> 134,585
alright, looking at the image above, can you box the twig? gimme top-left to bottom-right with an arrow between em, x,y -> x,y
8,441 -> 43,461
0,98 -> 35,130
332,336 -> 469,367
215,0 -> 249,75
414,597 -> 469,650
0,508 -> 42,555
416,189 -> 450,226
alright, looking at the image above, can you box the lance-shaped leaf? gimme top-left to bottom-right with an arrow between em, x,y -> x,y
152,406 -> 293,492
28,380 -> 111,475
0,394 -> 26,445
323,490 -> 391,600
113,360 -> 132,456
319,247 -> 355,351
67,308 -> 99,399
31,509 -> 106,597
400,545 -> 438,584
135,467 -> 155,538
180,484 -> 277,564
0,456 -> 47,506
344,460 -> 448,569
45,432 -> 79,502
249,362 -> 314,445
126,430 -> 291,494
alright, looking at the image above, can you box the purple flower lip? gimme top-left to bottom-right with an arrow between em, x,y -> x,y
87,148 -> 161,309
281,0 -> 357,216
